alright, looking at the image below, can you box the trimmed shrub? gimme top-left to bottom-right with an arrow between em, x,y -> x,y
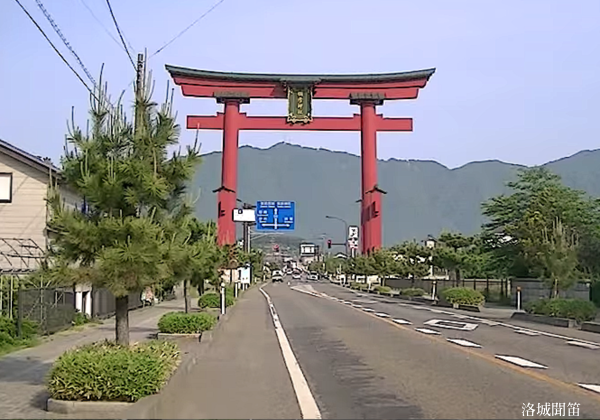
441,287 -> 485,306
73,312 -> 90,326
374,286 -> 392,294
158,312 -> 217,334
525,298 -> 597,323
400,287 -> 426,297
198,292 -> 234,309
47,340 -> 180,402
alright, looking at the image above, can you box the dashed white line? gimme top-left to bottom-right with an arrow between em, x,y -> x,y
375,313 -> 390,318
578,384 -> 600,394
495,355 -> 548,369
415,328 -> 441,335
352,304 -> 363,308
362,308 -> 374,312
447,338 -> 482,348
259,287 -> 321,419
480,320 -> 500,326
393,319 -> 412,325
567,341 -> 600,350
515,329 -> 541,336
451,314 -> 469,319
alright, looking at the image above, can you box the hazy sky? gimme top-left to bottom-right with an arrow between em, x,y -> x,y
1,0 -> 599,169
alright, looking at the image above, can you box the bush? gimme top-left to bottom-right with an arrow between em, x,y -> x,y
47,340 -> 181,402
525,298 -> 597,323
400,287 -> 426,297
0,316 -> 38,354
374,286 -> 391,294
158,312 -> 217,334
198,292 -> 234,309
441,287 -> 485,306
73,312 -> 90,326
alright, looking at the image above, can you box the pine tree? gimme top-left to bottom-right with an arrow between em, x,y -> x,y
45,71 -> 200,345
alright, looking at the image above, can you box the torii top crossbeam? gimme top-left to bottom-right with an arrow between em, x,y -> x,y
167,65 -> 435,254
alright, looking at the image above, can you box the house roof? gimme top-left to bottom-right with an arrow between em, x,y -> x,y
0,138 -> 61,178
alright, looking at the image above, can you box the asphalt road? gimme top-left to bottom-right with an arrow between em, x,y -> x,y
264,279 -> 600,419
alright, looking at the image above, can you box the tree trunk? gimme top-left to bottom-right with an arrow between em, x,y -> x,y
115,295 -> 129,346
183,279 -> 189,313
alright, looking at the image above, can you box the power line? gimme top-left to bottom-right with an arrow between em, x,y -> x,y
14,0 -> 96,100
34,0 -> 96,88
150,0 -> 226,58
79,0 -> 127,53
104,0 -> 136,69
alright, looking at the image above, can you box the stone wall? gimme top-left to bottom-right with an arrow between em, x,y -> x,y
510,278 -> 590,306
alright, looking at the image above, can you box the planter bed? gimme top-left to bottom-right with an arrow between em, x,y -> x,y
157,332 -> 206,342
458,304 -> 481,313
47,398 -> 133,415
511,311 -> 574,328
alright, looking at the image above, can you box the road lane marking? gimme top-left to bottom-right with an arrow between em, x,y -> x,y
567,341 -> 600,350
362,308 -> 374,312
579,384 -> 600,394
494,355 -> 548,369
375,313 -> 390,318
393,319 -> 412,325
451,314 -> 469,319
260,287 -> 322,419
352,304 -> 363,308
348,304 -> 600,402
447,338 -> 482,348
424,319 -> 478,331
480,320 -> 501,326
514,329 -> 541,336
415,328 -> 441,335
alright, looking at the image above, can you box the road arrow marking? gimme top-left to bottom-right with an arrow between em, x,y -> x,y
495,355 -> 547,369
447,338 -> 482,348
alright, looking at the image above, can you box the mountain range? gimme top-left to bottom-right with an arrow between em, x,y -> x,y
191,143 -> 600,247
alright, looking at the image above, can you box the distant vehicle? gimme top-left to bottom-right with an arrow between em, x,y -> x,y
308,272 -> 318,281
292,273 -> 301,280
272,270 -> 284,282
286,269 -> 293,275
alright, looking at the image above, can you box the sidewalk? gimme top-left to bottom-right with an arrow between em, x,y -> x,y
0,299 -> 184,419
127,286 -> 301,419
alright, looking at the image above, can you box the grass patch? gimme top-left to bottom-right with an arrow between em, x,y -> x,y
47,340 -> 181,402
157,312 -> 217,334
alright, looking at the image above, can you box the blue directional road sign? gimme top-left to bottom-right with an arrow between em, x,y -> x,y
255,201 -> 295,231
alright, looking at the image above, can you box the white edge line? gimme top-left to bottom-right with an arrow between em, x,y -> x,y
260,286 -> 322,419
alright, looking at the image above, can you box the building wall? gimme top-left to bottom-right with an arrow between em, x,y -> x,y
0,153 -> 50,268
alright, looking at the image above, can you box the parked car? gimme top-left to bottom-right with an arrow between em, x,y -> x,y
272,270 -> 284,282
308,272 -> 319,281
292,272 -> 301,280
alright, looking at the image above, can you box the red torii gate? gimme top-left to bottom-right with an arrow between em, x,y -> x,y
167,65 -> 435,254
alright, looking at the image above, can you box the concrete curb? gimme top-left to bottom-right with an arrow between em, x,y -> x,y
46,398 -> 132,414
511,311 -> 575,328
581,322 -> 600,334
157,332 -> 204,341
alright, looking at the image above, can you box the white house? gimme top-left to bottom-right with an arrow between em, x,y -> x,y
0,138 -> 92,316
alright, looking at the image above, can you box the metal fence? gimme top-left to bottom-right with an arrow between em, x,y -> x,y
18,288 -> 75,335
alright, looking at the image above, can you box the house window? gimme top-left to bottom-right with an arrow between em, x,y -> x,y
0,173 -> 13,203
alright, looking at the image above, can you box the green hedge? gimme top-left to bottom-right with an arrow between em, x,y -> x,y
198,292 -> 234,309
400,287 -> 426,297
441,287 -> 485,306
47,340 -> 180,402
374,286 -> 392,294
158,312 -> 217,334
525,298 -> 597,323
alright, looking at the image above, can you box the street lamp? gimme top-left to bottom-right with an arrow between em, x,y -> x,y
325,215 -> 349,257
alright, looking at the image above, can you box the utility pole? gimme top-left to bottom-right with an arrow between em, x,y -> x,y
134,53 -> 145,131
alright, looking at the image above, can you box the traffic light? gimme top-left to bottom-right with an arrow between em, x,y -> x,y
327,239 -> 332,249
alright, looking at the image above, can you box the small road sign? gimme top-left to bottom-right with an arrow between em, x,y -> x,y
348,226 -> 359,240
255,201 -> 295,231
